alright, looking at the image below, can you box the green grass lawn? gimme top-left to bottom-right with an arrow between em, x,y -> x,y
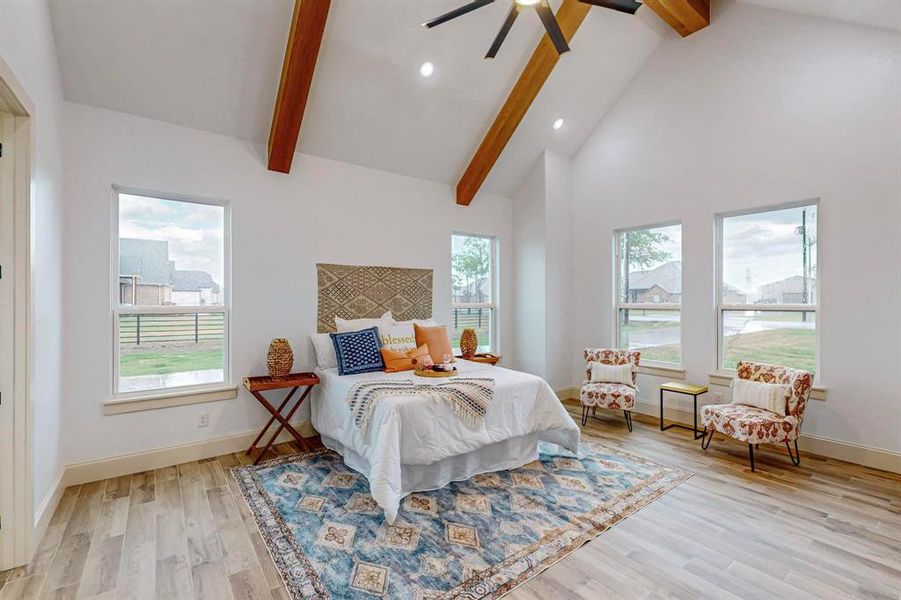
635,344 -> 681,365
635,328 -> 815,373
120,348 -> 223,377
723,328 -> 815,373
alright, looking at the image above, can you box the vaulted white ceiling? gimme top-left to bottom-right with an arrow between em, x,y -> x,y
740,0 -> 901,33
48,0 -> 667,196
47,0 -> 899,197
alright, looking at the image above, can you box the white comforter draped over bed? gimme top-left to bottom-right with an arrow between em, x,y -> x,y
312,360 -> 580,522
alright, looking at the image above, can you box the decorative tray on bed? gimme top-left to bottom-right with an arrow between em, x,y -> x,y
413,365 -> 458,378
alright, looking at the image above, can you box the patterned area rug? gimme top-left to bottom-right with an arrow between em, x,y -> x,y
232,442 -> 690,599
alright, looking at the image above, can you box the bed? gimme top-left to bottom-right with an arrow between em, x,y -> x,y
312,359 -> 580,522
311,262 -> 581,522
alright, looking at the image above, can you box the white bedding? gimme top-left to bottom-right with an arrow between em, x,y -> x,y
312,360 -> 580,522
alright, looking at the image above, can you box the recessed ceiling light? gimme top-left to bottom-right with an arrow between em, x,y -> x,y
515,0 -> 541,6
419,62 -> 435,77
552,118 -> 564,130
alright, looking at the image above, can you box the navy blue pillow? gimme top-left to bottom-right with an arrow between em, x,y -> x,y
330,327 -> 385,376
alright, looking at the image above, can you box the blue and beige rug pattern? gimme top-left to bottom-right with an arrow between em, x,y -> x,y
232,442 -> 690,599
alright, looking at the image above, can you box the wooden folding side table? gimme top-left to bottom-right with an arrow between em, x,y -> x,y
243,372 -> 319,464
659,381 -> 707,440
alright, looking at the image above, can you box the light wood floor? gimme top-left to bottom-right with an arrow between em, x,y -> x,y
2,407 -> 899,599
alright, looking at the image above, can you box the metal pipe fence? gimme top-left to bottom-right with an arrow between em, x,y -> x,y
119,312 -> 224,345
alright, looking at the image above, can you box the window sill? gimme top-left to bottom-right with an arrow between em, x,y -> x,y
104,385 -> 238,415
708,371 -> 826,400
638,364 -> 686,380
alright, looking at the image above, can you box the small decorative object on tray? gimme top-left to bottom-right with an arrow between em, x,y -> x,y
414,356 -> 458,378
266,338 -> 294,377
459,328 -> 478,358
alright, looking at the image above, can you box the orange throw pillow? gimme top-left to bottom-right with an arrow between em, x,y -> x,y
381,344 -> 432,373
413,323 -> 456,364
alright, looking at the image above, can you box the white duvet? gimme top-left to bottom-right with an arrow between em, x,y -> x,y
312,360 -> 580,522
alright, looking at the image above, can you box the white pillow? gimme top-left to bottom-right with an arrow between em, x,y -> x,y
310,333 -> 338,369
393,318 -> 438,327
589,362 -> 633,386
335,311 -> 393,333
731,378 -> 789,415
377,323 -> 417,352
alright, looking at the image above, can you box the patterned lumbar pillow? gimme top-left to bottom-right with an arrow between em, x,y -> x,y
377,323 -> 417,353
330,327 -> 385,376
589,362 -> 633,386
730,378 -> 790,415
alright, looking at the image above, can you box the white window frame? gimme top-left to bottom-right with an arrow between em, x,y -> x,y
613,222 -> 682,368
715,199 -> 820,377
451,232 -> 498,354
110,186 -> 232,401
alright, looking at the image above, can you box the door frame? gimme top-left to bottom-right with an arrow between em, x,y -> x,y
0,55 -> 35,569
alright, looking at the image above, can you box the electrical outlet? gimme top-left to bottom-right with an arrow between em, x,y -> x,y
199,412 -> 209,428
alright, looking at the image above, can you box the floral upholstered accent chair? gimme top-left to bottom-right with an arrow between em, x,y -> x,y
579,349 -> 640,432
700,361 -> 813,472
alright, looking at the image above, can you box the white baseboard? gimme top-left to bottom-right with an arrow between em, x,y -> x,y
61,420 -> 315,488
31,469 -> 66,559
559,389 -> 900,474
798,434 -> 901,474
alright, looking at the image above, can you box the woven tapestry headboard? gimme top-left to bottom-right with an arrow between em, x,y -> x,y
316,263 -> 433,333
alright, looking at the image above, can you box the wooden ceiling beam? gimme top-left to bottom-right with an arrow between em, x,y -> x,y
456,0 -> 590,206
643,0 -> 709,37
268,0 -> 331,173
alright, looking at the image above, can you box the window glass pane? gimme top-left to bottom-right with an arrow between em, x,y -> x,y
118,312 -> 225,393
722,310 -> 815,373
722,205 -> 817,305
452,234 -> 492,304
619,224 -> 682,305
450,308 -> 493,354
618,309 -> 680,365
119,194 -> 225,307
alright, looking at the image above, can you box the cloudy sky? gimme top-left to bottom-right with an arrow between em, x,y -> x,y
722,205 -> 817,296
627,205 -> 816,298
119,194 -> 225,288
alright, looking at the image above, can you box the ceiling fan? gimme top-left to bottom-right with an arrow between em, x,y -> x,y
424,0 -> 642,59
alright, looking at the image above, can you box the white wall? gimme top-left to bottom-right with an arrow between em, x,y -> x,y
510,151 -> 574,391
61,102 -> 513,465
543,151 -> 573,390
570,1 -> 901,453
0,0 -> 66,516
512,161 -> 547,378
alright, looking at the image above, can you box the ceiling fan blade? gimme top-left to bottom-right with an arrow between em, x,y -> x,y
535,3 -> 570,55
423,0 -> 495,28
579,0 -> 642,15
485,4 -> 520,59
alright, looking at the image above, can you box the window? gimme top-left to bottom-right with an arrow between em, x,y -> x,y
615,223 -> 682,365
113,190 -> 229,396
451,233 -> 496,354
717,203 -> 817,374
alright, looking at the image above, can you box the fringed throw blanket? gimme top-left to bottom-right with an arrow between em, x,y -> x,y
347,378 -> 494,434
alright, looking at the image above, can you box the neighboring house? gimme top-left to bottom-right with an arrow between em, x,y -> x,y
626,261 -> 682,303
453,276 -> 490,304
759,275 -> 816,304
119,238 -> 221,306
723,283 -> 748,305
171,269 -> 221,305
119,239 -> 172,305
